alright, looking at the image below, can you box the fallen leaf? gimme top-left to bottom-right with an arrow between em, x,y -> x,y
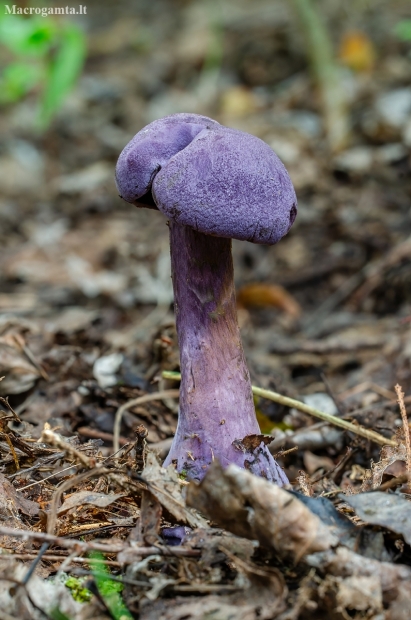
363,442 -> 407,489
303,450 -> 335,474
336,575 -> 382,613
0,332 -> 41,395
186,461 -> 336,561
133,489 -> 162,545
143,452 -> 208,528
57,490 -> 125,514
339,31 -> 376,72
237,283 -> 301,318
0,473 -> 39,516
343,492 -> 411,545
240,434 -> 274,451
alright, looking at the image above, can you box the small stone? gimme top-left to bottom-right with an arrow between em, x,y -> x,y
375,87 -> 411,129
333,146 -> 373,174
93,353 -> 124,389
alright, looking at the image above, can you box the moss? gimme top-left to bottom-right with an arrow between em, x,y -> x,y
64,576 -> 92,603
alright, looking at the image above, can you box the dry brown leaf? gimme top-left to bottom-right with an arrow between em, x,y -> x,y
236,283 -> 302,318
0,473 -> 39,517
57,491 -> 125,515
143,452 -> 208,528
134,490 -> 162,545
343,492 -> 411,546
240,434 -> 274,451
0,334 -> 41,395
363,442 -> 406,489
303,451 -> 335,475
339,31 -> 376,72
310,547 -> 411,619
186,461 -> 336,561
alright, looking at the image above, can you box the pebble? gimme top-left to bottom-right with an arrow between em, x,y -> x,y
375,87 -> 411,128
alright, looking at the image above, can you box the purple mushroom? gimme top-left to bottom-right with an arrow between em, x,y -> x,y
116,113 -> 296,485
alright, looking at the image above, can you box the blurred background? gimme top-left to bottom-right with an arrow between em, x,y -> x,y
1,0 -> 411,481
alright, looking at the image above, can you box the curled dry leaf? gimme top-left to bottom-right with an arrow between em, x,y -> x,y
237,282 -> 302,318
308,546 -> 411,619
0,473 -> 39,517
240,434 -> 274,451
142,452 -> 208,528
57,490 -> 126,515
0,559 -> 83,619
0,333 -> 41,395
186,461 -> 337,561
363,442 -> 406,489
343,491 -> 411,546
134,489 -> 162,545
338,31 -> 376,73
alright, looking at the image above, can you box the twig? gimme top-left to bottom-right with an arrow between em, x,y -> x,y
21,542 -> 50,585
395,383 -> 411,477
77,426 -> 129,446
113,390 -> 179,454
3,554 -> 120,568
162,371 -> 396,447
0,395 -> 21,422
3,433 -> 19,470
57,549 -> 85,576
47,468 -> 106,536
134,424 -> 148,472
41,429 -> 94,468
0,526 -> 201,557
273,445 -> 298,459
18,464 -> 78,491
375,473 -> 409,492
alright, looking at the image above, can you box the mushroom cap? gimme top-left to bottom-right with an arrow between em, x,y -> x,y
116,112 -> 297,245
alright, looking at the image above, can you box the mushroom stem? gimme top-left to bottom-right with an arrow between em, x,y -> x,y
164,221 -> 289,485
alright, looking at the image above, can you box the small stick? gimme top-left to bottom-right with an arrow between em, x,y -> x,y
18,463 -> 78,491
0,395 -> 21,422
5,554 -> 121,568
134,424 -> 148,472
375,473 -> 409,492
113,390 -> 179,454
77,426 -> 129,446
21,542 -> 50,585
395,383 -> 411,476
4,433 -> 19,470
0,526 -> 200,557
162,371 -> 396,448
47,468 -> 105,536
41,429 -> 94,468
273,445 -> 298,459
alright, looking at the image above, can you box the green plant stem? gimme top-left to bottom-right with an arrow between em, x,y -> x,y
292,0 -> 349,152
162,370 -> 396,447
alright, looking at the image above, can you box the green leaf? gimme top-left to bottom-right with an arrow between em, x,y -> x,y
49,609 -> 72,620
394,20 -> 411,42
0,61 -> 42,102
89,552 -> 133,620
37,22 -> 86,128
0,14 -> 54,56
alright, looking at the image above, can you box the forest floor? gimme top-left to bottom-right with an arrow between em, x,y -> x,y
1,0 -> 411,618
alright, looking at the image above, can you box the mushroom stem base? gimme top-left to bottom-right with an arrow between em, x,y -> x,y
164,222 -> 288,486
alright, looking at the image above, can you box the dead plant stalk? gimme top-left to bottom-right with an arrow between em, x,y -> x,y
162,371 -> 396,447
395,383 -> 411,476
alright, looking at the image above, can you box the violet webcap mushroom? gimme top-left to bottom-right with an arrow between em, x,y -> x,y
116,113 -> 297,484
